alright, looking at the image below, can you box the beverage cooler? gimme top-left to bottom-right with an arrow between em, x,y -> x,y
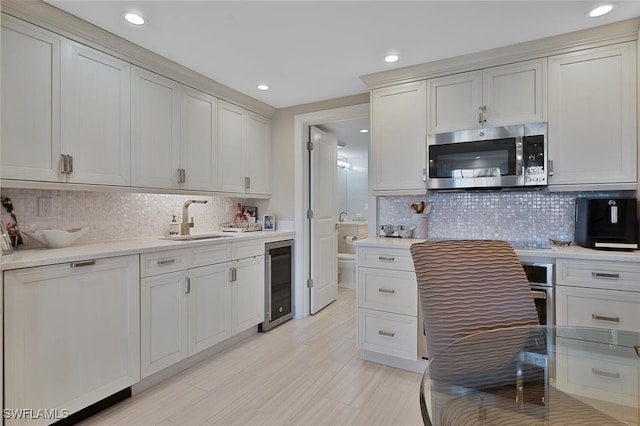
259,239 -> 294,331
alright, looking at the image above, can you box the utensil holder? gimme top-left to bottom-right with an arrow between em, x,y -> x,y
410,213 -> 428,239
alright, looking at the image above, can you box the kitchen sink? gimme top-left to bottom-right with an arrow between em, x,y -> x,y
160,233 -> 234,241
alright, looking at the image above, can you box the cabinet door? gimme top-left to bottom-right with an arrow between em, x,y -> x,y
188,263 -> 232,355
63,41 -> 131,186
181,87 -> 217,191
246,112 -> 271,195
141,270 -> 189,378
4,255 -> 139,423
548,42 -> 637,188
231,256 -> 265,334
217,100 -> 247,193
371,81 -> 427,193
131,66 -> 181,189
428,71 -> 482,134
484,58 -> 546,127
1,16 -> 63,182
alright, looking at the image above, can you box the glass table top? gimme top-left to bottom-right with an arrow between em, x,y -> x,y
421,326 -> 640,426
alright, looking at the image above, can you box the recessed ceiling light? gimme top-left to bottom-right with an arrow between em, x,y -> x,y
257,84 -> 270,91
384,55 -> 399,63
124,12 -> 145,25
359,129 -> 369,133
587,4 -> 614,17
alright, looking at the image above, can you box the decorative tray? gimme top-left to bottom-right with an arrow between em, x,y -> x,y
220,223 -> 263,232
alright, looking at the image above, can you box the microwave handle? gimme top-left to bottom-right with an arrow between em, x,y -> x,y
548,159 -> 554,177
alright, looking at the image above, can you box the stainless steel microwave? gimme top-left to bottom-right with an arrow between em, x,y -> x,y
427,122 -> 547,190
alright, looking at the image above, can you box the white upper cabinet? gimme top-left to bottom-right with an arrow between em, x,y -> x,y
181,87 -> 218,191
2,16 -> 132,186
428,58 -> 546,134
131,66 -> 181,189
132,67 -> 218,191
62,41 -> 131,186
1,15 -> 63,182
371,81 -> 427,193
428,71 -> 482,134
547,42 -> 637,190
217,100 -> 271,195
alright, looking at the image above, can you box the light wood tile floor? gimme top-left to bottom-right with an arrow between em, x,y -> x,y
80,288 -> 424,425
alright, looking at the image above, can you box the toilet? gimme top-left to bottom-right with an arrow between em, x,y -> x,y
337,221 -> 367,289
338,253 -> 357,288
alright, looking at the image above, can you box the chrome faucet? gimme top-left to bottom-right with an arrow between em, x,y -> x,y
338,211 -> 348,222
181,199 -> 208,235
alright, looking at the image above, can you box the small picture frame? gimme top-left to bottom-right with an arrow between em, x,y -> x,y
1,222 -> 14,255
263,215 -> 275,231
241,205 -> 257,221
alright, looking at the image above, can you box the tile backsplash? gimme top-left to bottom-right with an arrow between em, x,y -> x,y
378,190 -> 628,245
2,189 -> 241,249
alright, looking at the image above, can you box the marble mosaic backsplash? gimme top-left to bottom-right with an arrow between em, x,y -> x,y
378,190 -> 627,245
1,188 -> 241,249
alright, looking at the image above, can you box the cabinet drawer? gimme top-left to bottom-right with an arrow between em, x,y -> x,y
232,240 -> 264,259
357,308 -> 417,360
140,249 -> 190,277
556,337 -> 639,417
191,243 -> 232,268
556,259 -> 640,292
556,285 -> 640,333
358,267 -> 417,316
358,247 -> 414,271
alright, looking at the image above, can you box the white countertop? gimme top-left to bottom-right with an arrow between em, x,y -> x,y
1,230 -> 295,271
354,237 -> 640,263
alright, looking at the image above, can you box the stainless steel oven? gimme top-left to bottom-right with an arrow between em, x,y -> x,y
521,261 -> 554,326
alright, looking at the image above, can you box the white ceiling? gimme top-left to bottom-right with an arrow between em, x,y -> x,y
44,1 -> 640,109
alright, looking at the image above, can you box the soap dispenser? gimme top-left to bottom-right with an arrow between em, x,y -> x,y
169,215 -> 179,235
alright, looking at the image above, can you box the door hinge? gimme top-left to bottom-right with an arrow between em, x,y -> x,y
307,278 -> 314,288
307,210 -> 314,220
307,141 -> 313,151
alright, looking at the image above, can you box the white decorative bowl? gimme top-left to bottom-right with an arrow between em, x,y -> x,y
22,228 -> 89,248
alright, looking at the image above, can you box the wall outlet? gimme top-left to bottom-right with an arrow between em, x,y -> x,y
38,197 -> 52,217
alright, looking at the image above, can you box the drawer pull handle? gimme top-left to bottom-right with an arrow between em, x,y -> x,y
378,288 -> 395,294
378,256 -> 395,262
378,330 -> 395,337
157,258 -> 176,266
592,314 -> 620,323
592,272 -> 620,279
70,260 -> 96,268
592,368 -> 620,379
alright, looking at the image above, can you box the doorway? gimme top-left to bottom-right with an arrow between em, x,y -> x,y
293,103 -> 371,319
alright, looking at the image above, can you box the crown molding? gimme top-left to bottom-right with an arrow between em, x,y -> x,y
1,0 -> 276,118
361,18 -> 640,90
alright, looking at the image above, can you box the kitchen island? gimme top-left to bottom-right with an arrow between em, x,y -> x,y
354,237 -> 640,372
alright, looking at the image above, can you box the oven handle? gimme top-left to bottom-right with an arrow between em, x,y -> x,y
531,290 -> 547,300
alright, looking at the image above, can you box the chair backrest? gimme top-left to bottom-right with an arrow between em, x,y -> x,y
410,240 -> 539,359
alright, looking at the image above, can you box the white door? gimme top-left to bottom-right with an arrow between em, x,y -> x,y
309,126 -> 338,314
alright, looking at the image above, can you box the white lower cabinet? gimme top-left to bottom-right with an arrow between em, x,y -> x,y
356,243 -> 426,371
555,336 -> 640,424
141,270 -> 190,377
554,257 -> 640,425
140,243 -> 264,378
3,255 -> 140,425
232,256 -> 265,334
555,258 -> 640,333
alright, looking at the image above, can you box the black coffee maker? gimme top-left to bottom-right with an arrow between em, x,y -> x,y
575,198 -> 638,250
